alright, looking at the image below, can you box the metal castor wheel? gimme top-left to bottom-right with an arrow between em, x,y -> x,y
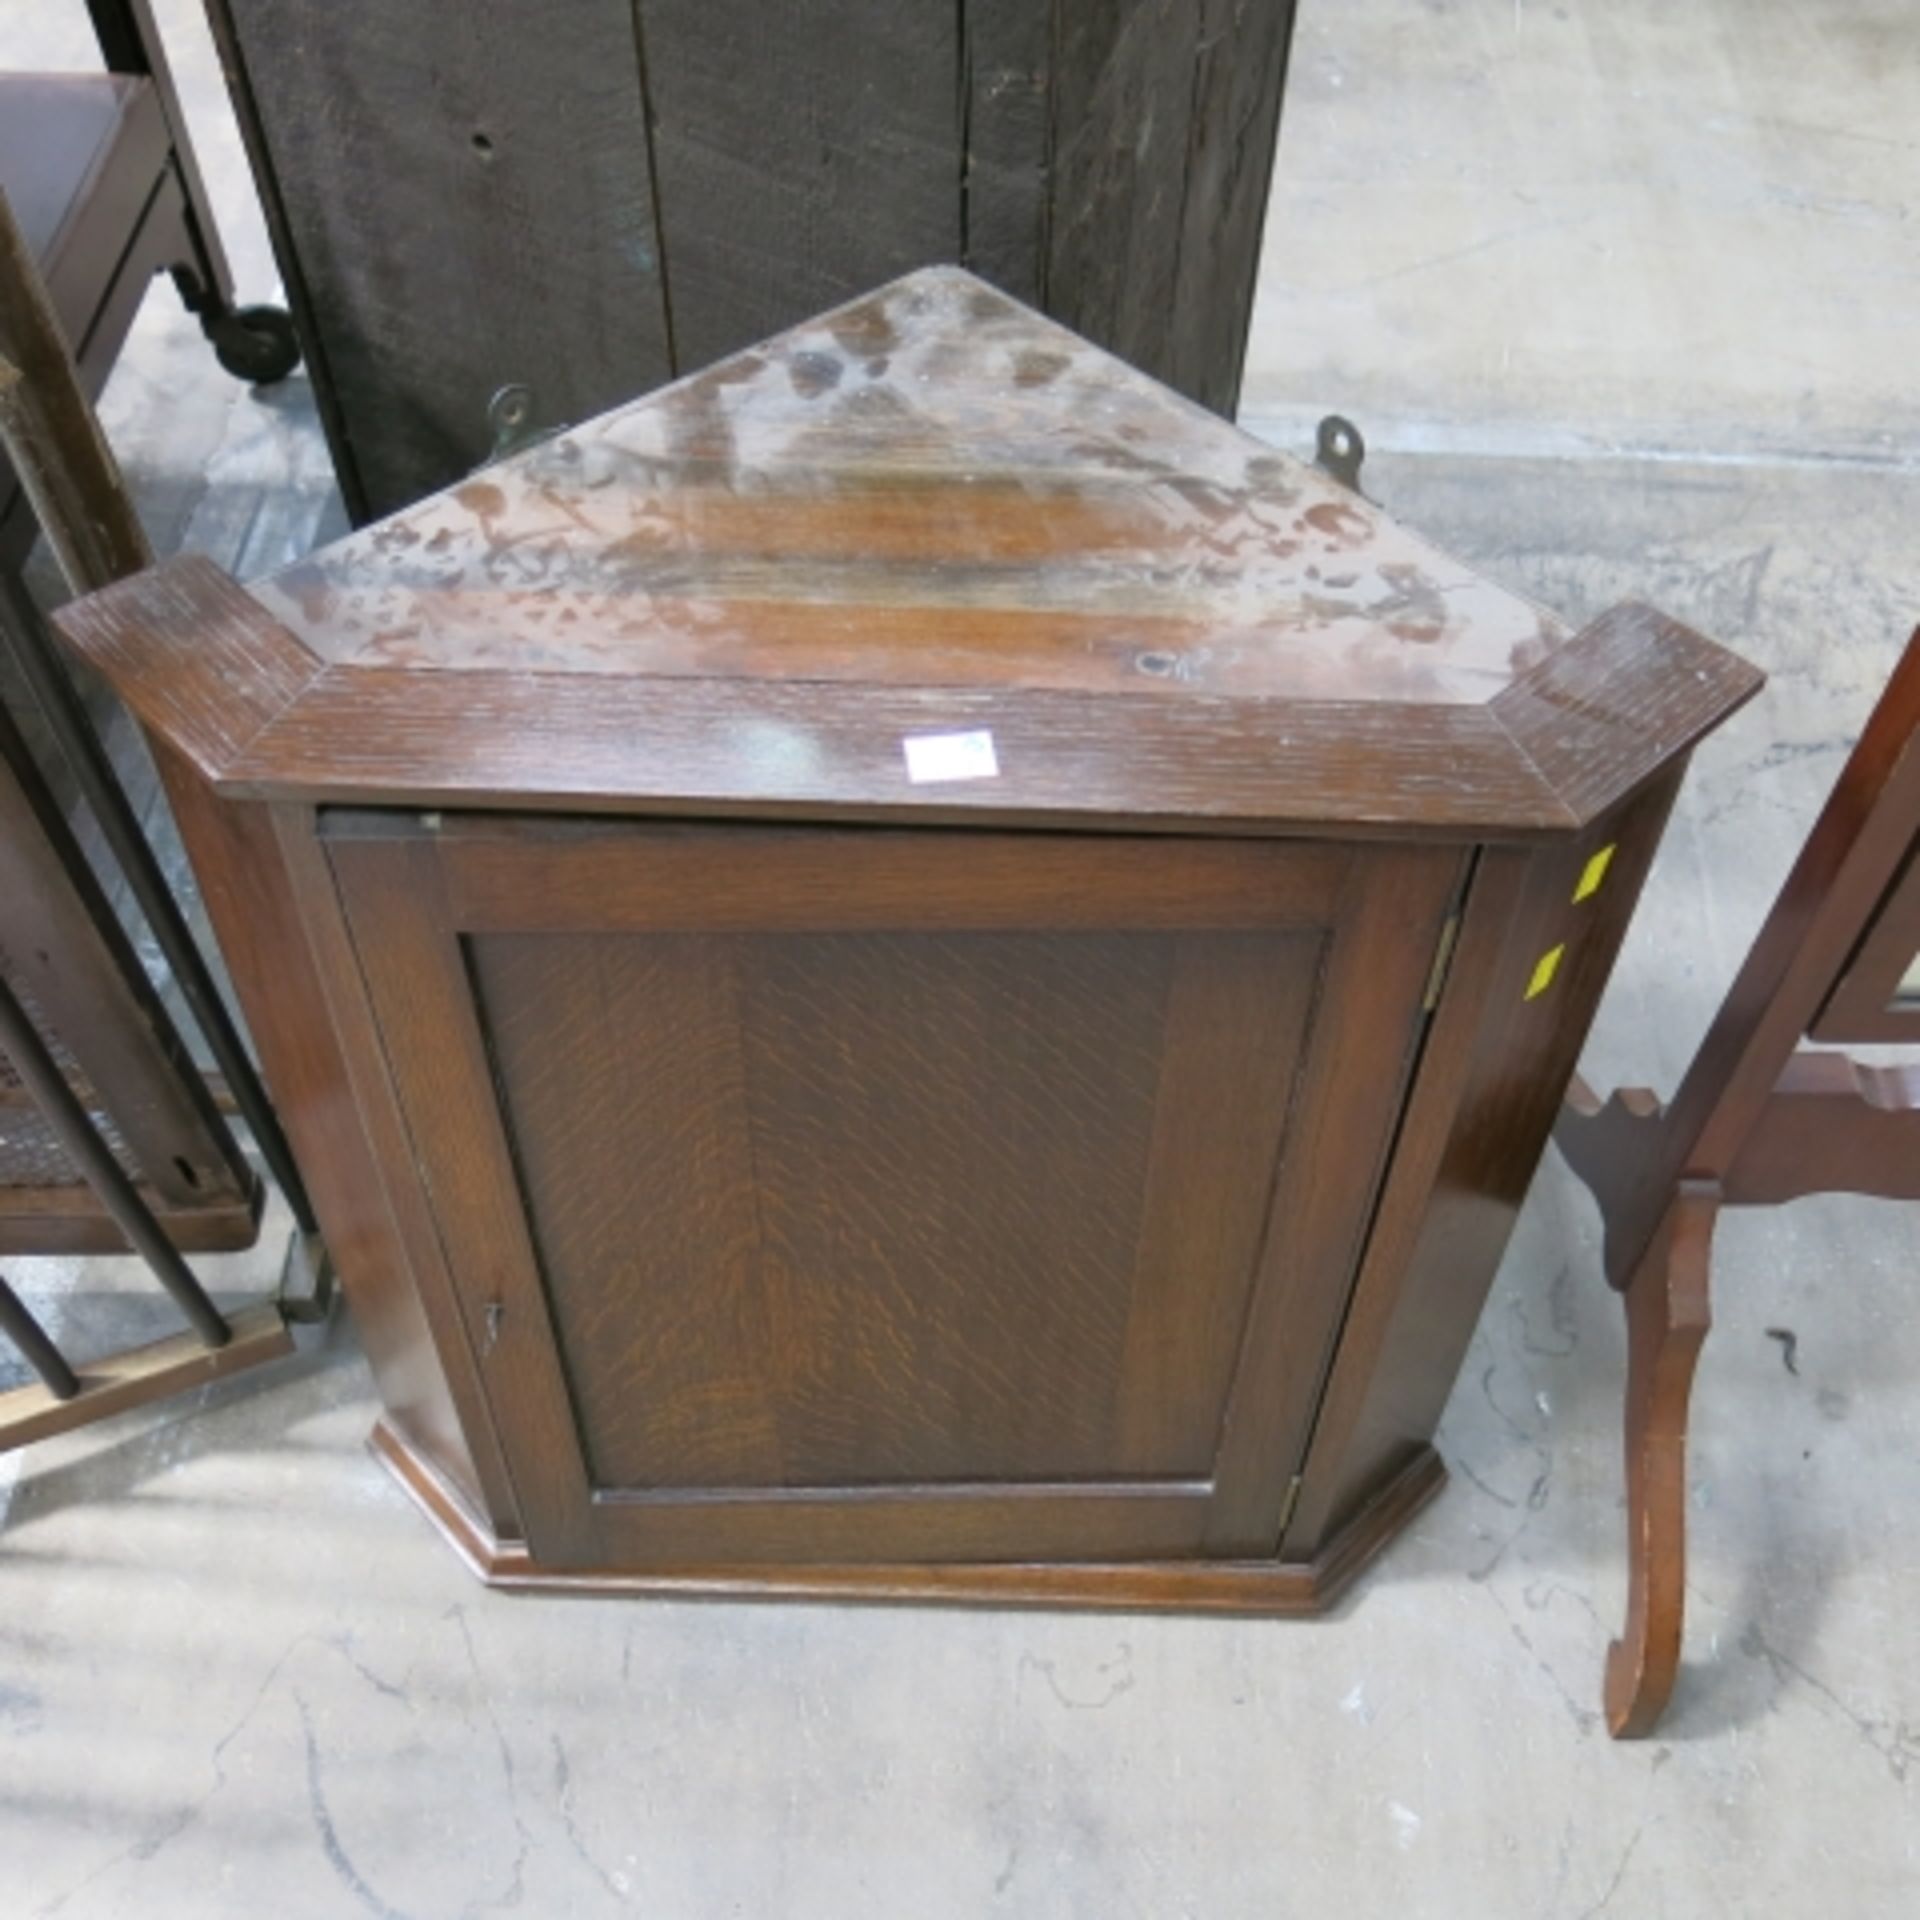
207,304 -> 302,385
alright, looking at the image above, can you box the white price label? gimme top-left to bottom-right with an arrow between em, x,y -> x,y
902,729 -> 1000,784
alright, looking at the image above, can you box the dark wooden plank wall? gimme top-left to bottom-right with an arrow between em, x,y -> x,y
213,0 -> 674,517
1165,0 -> 1297,404
961,0 -> 1053,301
637,1 -> 962,374
1047,0 -> 1201,399
209,0 -> 1298,519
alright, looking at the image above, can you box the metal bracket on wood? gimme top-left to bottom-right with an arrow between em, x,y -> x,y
488,384 -> 566,461
1313,414 -> 1369,496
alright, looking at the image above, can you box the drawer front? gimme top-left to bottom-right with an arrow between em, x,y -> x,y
328,816 -> 1460,1569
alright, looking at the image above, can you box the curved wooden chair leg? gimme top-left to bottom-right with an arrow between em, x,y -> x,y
1605,1182 -> 1718,1738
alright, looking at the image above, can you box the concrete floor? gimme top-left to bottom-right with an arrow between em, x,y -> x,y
4,2 -> 1919,1914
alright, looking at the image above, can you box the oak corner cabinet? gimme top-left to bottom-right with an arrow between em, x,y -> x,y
58,268 -> 1760,1612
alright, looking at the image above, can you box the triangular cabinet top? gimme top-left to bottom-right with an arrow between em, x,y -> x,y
59,268 -> 1759,838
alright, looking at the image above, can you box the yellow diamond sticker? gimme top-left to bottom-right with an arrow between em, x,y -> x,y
1572,843 -> 1617,904
1525,943 -> 1566,1001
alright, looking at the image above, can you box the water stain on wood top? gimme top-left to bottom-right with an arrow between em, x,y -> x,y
252,268 -> 1565,709
58,270 -> 1758,836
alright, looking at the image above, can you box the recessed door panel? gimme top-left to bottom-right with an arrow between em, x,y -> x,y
329,817 -> 1457,1568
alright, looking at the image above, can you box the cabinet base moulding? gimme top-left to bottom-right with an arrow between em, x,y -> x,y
370,1418 -> 1448,1617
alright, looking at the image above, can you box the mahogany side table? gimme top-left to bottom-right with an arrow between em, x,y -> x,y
58,269 -> 1759,1637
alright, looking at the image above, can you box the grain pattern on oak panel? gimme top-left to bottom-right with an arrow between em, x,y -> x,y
1109,929 -> 1318,1469
217,0 -> 671,514
472,927 -> 1261,1489
469,931 -> 779,1487
734,931 -> 1167,1484
636,0 -> 960,373
422,819 -> 1350,934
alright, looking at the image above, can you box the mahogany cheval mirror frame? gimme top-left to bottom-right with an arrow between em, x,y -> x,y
1557,622 -> 1920,1737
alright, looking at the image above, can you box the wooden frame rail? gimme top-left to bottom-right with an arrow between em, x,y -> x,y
1556,621 -> 1920,1736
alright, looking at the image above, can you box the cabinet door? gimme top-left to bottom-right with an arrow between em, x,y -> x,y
328,816 -> 1460,1569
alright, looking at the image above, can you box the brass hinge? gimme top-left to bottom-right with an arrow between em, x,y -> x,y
1421,910 -> 1463,1013
1276,1473 -> 1304,1538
